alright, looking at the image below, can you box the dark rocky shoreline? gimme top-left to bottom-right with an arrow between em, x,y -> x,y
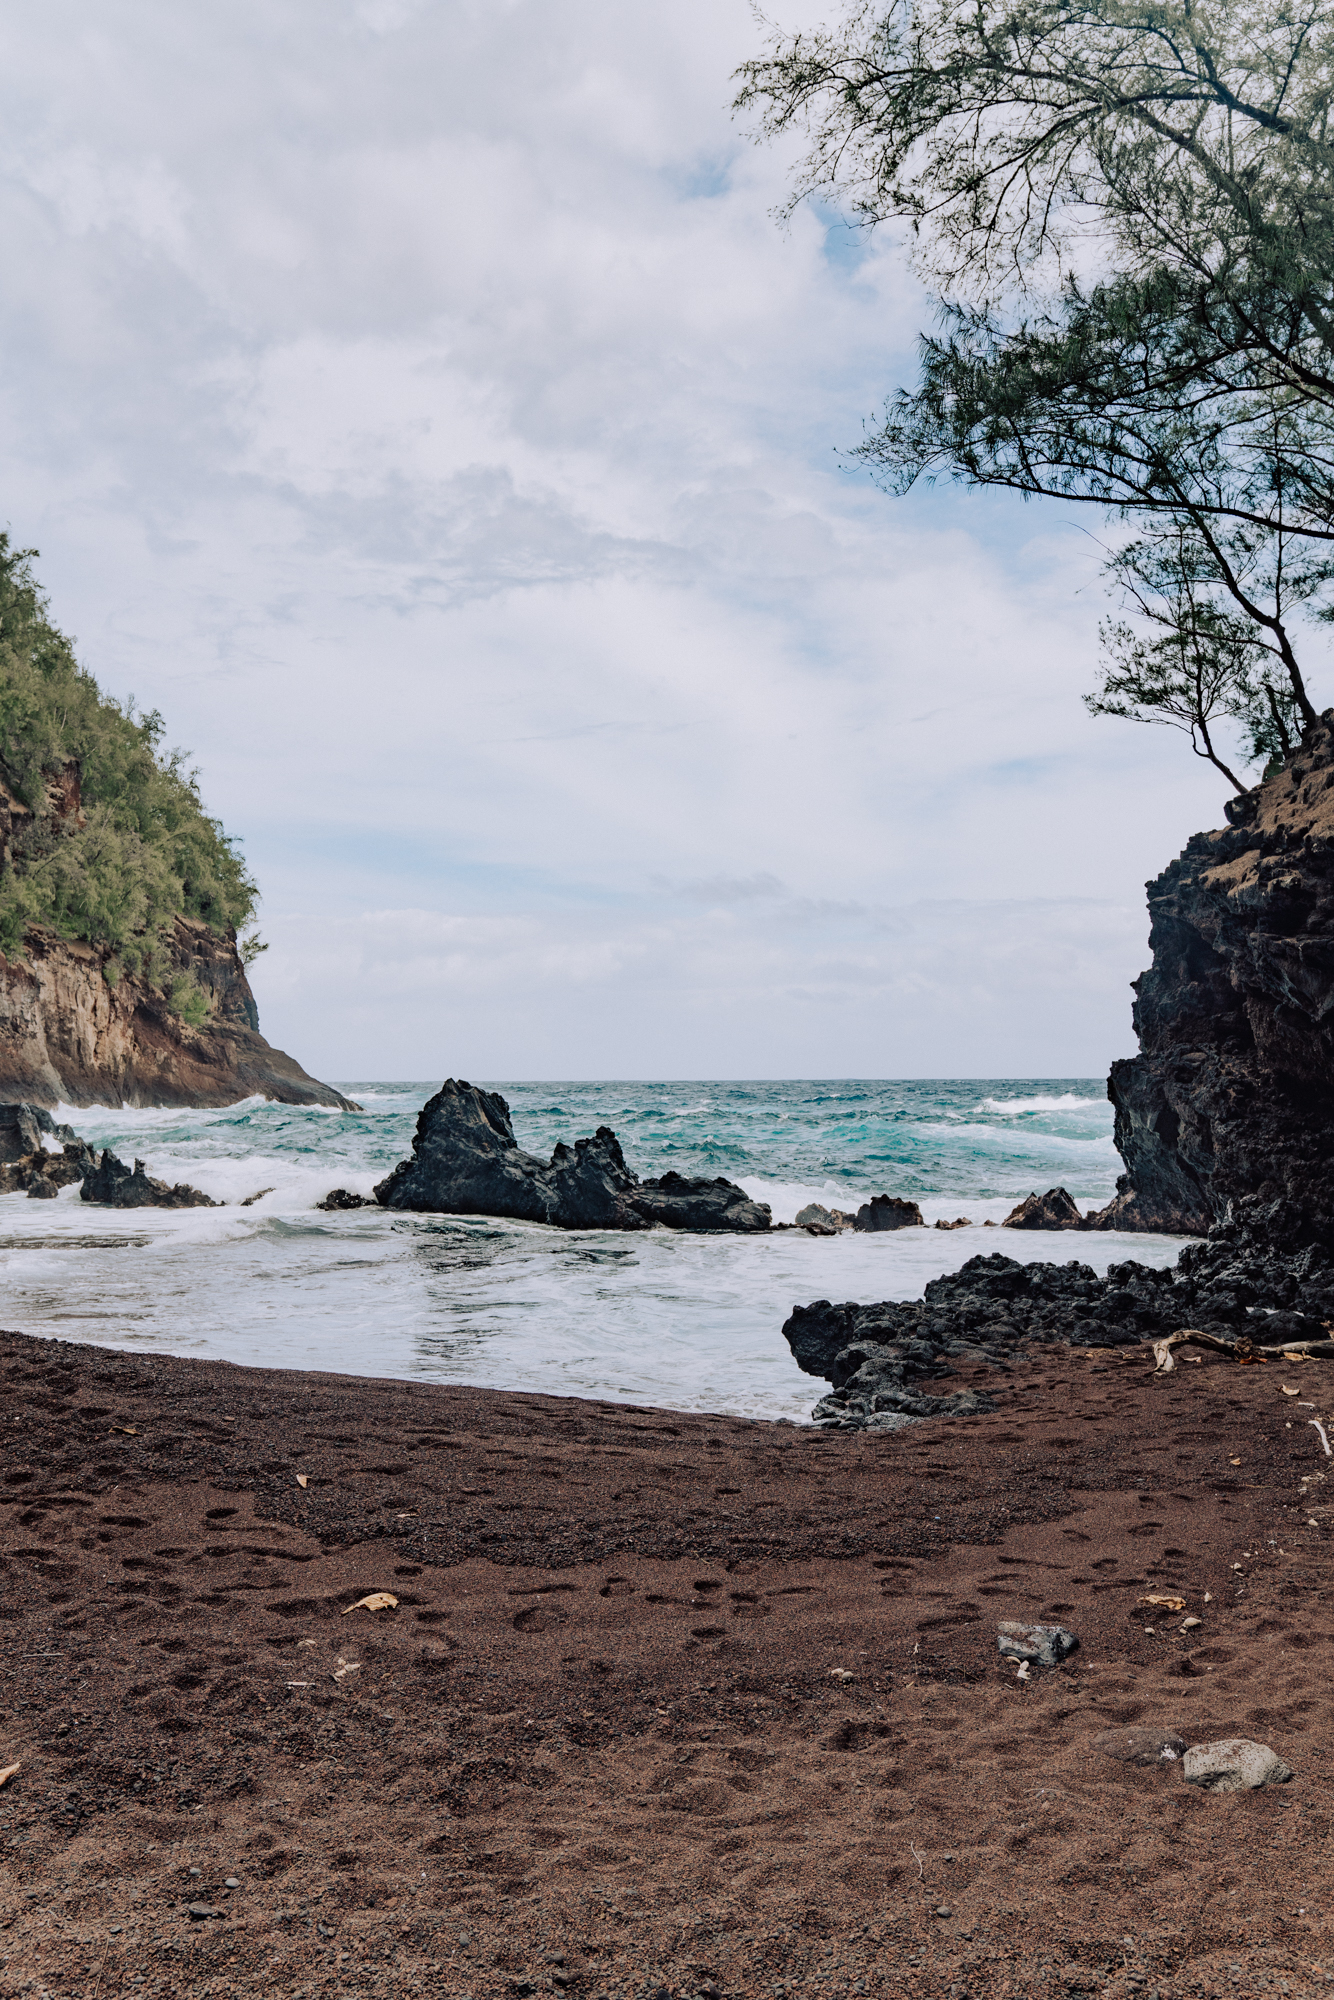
785,1202 -> 1334,1429
784,717 -> 1334,1428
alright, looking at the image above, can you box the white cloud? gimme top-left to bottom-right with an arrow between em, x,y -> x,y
0,0 -> 1248,1078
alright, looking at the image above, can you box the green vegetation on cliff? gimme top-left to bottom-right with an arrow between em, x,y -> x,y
0,536 -> 260,979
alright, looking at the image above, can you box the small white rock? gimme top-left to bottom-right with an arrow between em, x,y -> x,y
1182,1738 -> 1293,1792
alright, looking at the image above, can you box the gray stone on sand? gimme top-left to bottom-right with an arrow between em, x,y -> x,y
997,1621 -> 1078,1668
1093,1726 -> 1187,1767
1182,1738 -> 1293,1792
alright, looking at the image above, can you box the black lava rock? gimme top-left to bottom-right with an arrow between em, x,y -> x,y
81,1150 -> 217,1209
0,1102 -> 77,1163
375,1079 -> 771,1233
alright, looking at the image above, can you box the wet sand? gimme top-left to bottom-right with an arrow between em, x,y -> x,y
1,1329 -> 1332,1998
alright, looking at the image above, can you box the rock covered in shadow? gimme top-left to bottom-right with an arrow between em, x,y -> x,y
792,1195 -> 927,1234
785,1199 -> 1334,1430
0,1102 -> 78,1163
811,1336 -> 996,1432
1002,1187 -> 1089,1230
627,1170 -> 771,1233
851,1194 -> 924,1231
1085,713 -> 1334,1238
0,1139 -> 95,1198
374,1079 -> 770,1233
785,1250 -> 1152,1387
316,1188 -> 374,1211
80,1150 -> 217,1209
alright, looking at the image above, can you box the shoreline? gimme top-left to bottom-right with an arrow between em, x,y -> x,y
2,1329 -> 1331,1996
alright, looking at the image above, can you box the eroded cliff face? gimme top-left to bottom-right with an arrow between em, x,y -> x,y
0,919 -> 352,1110
1101,713 -> 1334,1238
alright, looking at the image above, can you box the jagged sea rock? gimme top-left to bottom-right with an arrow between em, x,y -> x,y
1089,712 -> 1334,1241
0,1102 -> 77,1162
0,1140 -> 96,1198
374,1080 -> 771,1233
783,1252 -> 1159,1384
852,1195 -> 924,1231
81,1150 -> 217,1210
630,1169 -> 772,1233
1002,1187 -> 1088,1231
317,1189 -> 374,1211
812,1348 -> 996,1431
794,1202 -> 838,1229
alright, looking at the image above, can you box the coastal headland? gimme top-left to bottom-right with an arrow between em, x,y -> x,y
0,922 -> 352,1112
1,1327 -> 1330,1997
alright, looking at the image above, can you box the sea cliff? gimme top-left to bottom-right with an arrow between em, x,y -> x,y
0,918 -> 351,1109
1098,711 -> 1334,1238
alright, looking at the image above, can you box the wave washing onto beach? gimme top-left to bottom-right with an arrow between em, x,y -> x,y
3,1079 -> 1181,1421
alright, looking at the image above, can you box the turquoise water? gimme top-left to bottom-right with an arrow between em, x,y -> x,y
498,1078 -> 1126,1207
0,1079 -> 1179,1421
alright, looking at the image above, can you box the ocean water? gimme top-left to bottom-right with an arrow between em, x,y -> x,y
2,1080 -> 1183,1423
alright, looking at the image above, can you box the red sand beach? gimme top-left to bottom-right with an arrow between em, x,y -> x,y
0,1328 -> 1331,1998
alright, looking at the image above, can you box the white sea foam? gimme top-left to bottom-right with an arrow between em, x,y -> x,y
3,1080 -> 1186,1422
915,1118 -> 1118,1160
978,1092 -> 1105,1114
738,1177 -> 861,1225
52,1095 -> 271,1130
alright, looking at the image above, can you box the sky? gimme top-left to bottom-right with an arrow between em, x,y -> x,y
0,0 -> 1286,1081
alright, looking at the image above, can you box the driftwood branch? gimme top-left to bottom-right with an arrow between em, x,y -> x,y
1151,1328 -> 1334,1374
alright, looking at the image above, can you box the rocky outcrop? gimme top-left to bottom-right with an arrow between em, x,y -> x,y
783,720 -> 1334,1425
810,1353 -> 997,1432
81,1150 -> 216,1209
0,1102 -> 78,1161
851,1194 -> 924,1231
791,1195 -> 925,1232
373,1079 -> 772,1232
1002,1187 -> 1088,1230
785,1252 -> 1156,1387
630,1169 -> 772,1232
784,1218 -> 1334,1425
0,920 -> 352,1109
1093,714 -> 1334,1239
0,1140 -> 96,1198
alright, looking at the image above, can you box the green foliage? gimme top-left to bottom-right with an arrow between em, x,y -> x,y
167,972 -> 211,1029
1087,524 -> 1307,788
736,0 -> 1334,774
0,537 -> 259,975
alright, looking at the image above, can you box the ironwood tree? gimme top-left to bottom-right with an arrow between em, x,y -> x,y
735,0 -> 1334,781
